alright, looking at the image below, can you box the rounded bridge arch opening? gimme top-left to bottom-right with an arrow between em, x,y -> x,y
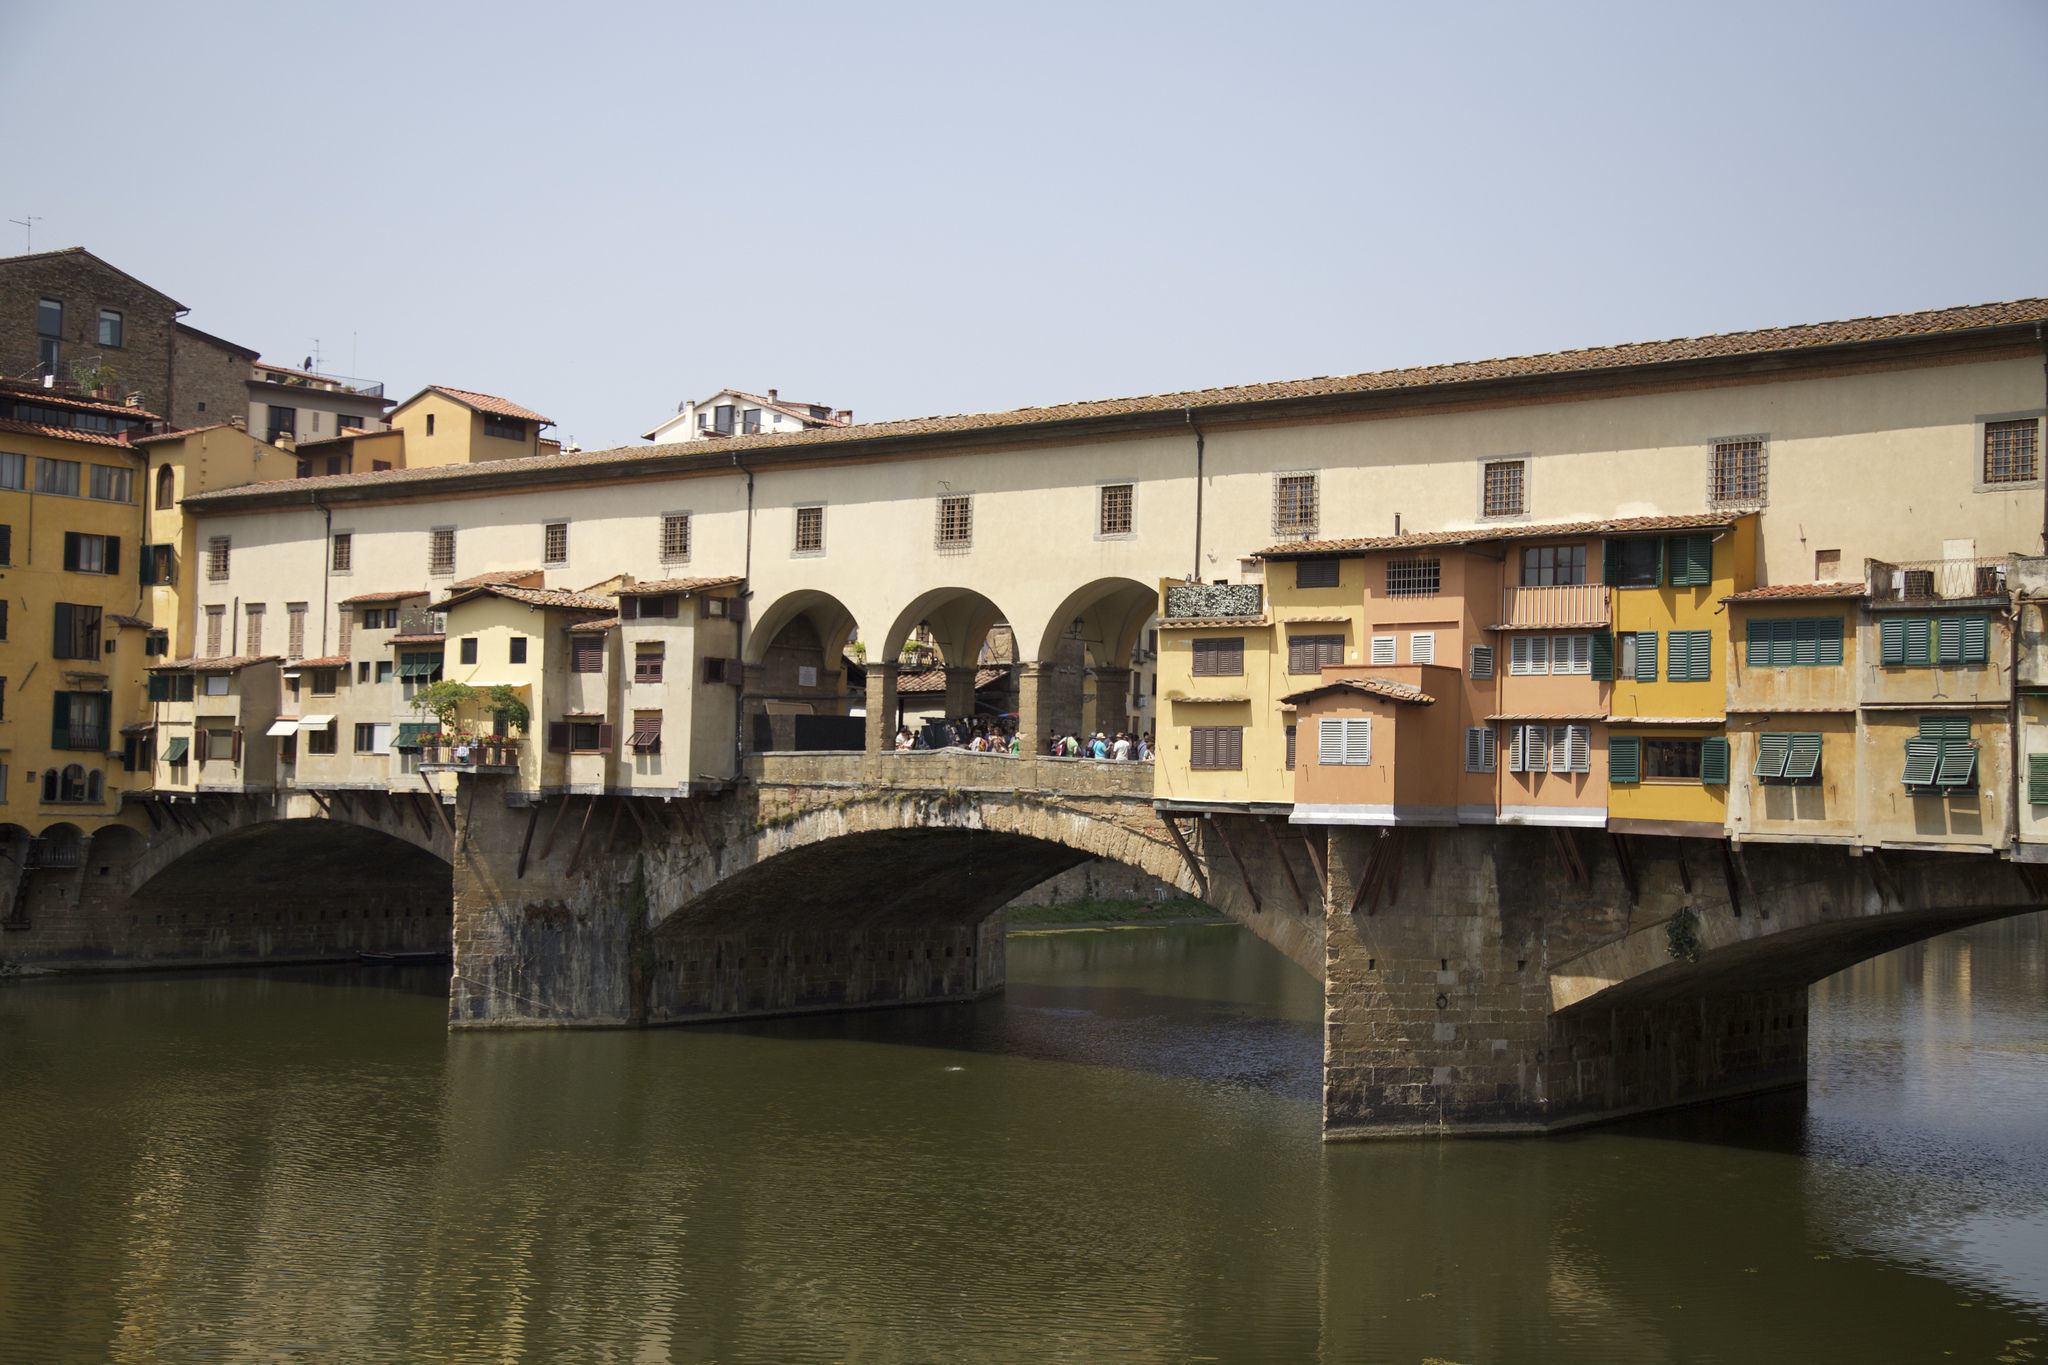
746,589 -> 861,752
1032,576 -> 1158,743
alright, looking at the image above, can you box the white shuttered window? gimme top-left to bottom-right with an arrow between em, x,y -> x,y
1318,717 -> 1372,765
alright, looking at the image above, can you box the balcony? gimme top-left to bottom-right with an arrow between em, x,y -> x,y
419,736 -> 521,773
1164,583 -> 1263,620
1867,556 -> 2011,606
1498,583 -> 1611,629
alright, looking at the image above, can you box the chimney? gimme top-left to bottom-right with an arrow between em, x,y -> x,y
229,415 -> 247,432
768,389 -> 778,401
836,409 -> 852,423
125,391 -> 143,407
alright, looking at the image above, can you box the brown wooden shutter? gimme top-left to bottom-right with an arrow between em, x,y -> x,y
620,597 -> 639,620
662,595 -> 680,619
597,721 -> 615,752
1222,727 -> 1243,769
548,721 -> 570,752
231,727 -> 243,765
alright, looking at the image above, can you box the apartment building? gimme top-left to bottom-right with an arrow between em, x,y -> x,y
643,388 -> 850,443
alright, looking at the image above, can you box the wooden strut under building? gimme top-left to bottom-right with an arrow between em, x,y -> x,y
565,795 -> 600,875
1550,826 -> 1588,886
1719,838 -> 1744,917
419,778 -> 456,843
1610,831 -> 1640,908
1299,831 -> 1327,889
1349,828 -> 1406,916
514,804 -> 540,880
1258,816 -> 1311,915
1205,813 -> 1262,913
1160,814 -> 1208,900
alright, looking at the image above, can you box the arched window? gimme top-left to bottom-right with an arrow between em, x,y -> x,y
84,770 -> 103,803
59,766 -> 85,803
41,769 -> 57,803
155,463 -> 176,511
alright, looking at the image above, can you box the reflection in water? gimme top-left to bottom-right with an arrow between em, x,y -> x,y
0,918 -> 2043,1363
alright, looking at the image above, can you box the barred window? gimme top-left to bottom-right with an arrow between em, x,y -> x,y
936,494 -> 973,549
1099,484 -> 1133,536
1710,438 -> 1767,504
428,527 -> 456,576
795,505 -> 824,553
207,536 -> 231,581
543,522 -> 568,566
1482,460 -> 1524,517
331,532 -> 352,573
1985,419 -> 2039,484
1385,558 -> 1441,598
1272,473 -> 1318,536
660,512 -> 691,562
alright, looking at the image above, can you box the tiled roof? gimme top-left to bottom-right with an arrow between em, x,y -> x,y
389,633 -> 446,645
153,654 -> 281,672
615,575 -> 745,596
566,617 -> 620,633
1722,582 -> 1869,601
107,613 -> 153,628
423,386 -> 553,425
1258,512 -> 1745,559
727,390 -> 850,427
438,583 -> 615,613
1281,676 -> 1436,706
1487,712 -> 1607,722
182,297 -> 2048,509
453,569 -> 540,590
1158,616 -> 1272,629
134,423 -> 238,445
1168,693 -> 1251,703
296,428 -> 396,449
0,384 -> 162,421
291,655 -> 349,669
895,666 -> 1010,694
0,415 -> 140,448
341,588 -> 430,605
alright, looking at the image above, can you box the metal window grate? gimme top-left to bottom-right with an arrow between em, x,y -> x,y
1985,419 -> 2039,484
543,522 -> 568,565
936,495 -> 973,549
207,537 -> 231,581
1482,460 -> 1524,517
795,506 -> 824,553
331,533 -> 352,573
1272,474 -> 1318,536
1385,557 -> 1441,598
661,513 -> 691,562
428,528 -> 456,576
1099,484 -> 1133,536
1710,438 -> 1767,504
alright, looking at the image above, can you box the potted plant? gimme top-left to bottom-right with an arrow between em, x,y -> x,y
72,362 -> 119,399
410,680 -> 476,762
483,684 -> 529,766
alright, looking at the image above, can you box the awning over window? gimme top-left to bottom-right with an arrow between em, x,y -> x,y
297,714 -> 335,731
394,722 -> 434,750
630,715 -> 662,751
396,654 -> 443,679
265,718 -> 301,737
162,736 -> 190,763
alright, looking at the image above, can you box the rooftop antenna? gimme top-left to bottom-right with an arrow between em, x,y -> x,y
8,215 -> 41,253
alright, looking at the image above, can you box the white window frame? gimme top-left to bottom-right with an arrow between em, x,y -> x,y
1370,635 -> 1396,666
1409,631 -> 1435,665
1553,633 -> 1593,675
1510,635 -> 1550,675
1318,717 -> 1372,766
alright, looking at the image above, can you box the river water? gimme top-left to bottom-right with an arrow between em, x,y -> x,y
1,916 -> 2044,1364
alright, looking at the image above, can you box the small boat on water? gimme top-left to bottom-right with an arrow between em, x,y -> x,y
358,950 -> 454,966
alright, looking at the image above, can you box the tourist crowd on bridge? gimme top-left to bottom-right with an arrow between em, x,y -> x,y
893,720 -> 1153,761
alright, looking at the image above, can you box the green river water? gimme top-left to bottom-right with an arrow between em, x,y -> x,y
1,916 -> 2044,1364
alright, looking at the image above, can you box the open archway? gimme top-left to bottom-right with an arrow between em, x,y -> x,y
745,589 -> 862,752
1030,577 -> 1159,742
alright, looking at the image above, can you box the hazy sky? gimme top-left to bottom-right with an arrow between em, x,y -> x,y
8,1 -> 2045,449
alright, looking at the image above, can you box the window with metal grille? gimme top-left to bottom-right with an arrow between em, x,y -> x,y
1317,717 -> 1372,765
1285,726 -> 1297,769
1287,634 -> 1344,674
634,642 -> 664,683
1099,484 -> 1133,536
1272,473 -> 1317,536
1985,419 -> 2039,484
207,536 -> 231,581
1520,545 -> 1586,586
1710,437 -> 1767,504
1192,637 -> 1244,676
428,527 -> 456,576
793,505 -> 825,554
660,512 -> 691,562
331,533 -> 352,572
570,633 -> 605,673
1385,558 -> 1440,598
1189,725 -> 1243,770
1295,557 -> 1339,589
936,494 -> 973,549
543,522 -> 568,566
1482,460 -> 1524,517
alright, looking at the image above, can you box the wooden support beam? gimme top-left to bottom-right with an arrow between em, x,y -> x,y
1347,831 -> 1386,916
1160,814 -> 1207,900
1382,829 -> 1404,907
599,799 -> 624,860
406,792 -> 435,841
306,789 -> 333,817
422,778 -> 456,844
162,800 -> 192,835
620,797 -> 657,848
140,800 -> 163,833
537,793 -> 574,860
565,796 -> 600,875
1423,827 -> 1442,887
1259,817 -> 1309,916
1549,826 -> 1587,885
1299,831 -> 1327,890
1719,838 -> 1743,917
1609,831 -> 1639,908
1206,813 -> 1262,914
514,803 -> 541,880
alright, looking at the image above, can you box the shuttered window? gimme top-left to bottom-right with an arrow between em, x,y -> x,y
1192,637 -> 1244,677
1745,617 -> 1845,667
1464,726 -> 1496,773
1409,632 -> 1435,665
1469,644 -> 1494,680
1879,616 -> 1988,668
1907,715 -> 1977,790
1783,733 -> 1822,782
1667,534 -> 1714,587
570,633 -> 605,673
1753,732 -> 1790,780
1754,731 -> 1823,784
1699,736 -> 1729,785
1317,717 -> 1372,765
1285,726 -> 1297,770
2029,753 -> 2048,806
1608,736 -> 1640,783
1667,630 -> 1714,682
1189,725 -> 1243,770
1295,557 -> 1339,589
1553,634 -> 1593,675
1509,635 -> 1549,675
1369,636 -> 1396,666
1618,631 -> 1659,682
1287,634 -> 1344,675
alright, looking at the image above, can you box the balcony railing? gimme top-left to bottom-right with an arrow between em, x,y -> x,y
1164,582 -> 1263,619
1867,556 -> 2011,605
1498,583 -> 1611,629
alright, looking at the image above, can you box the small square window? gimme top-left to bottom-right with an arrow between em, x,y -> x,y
795,505 -> 824,554
1099,484 -> 1133,536
936,495 -> 972,549
1272,473 -> 1318,536
510,637 -> 527,664
660,512 -> 691,562
1985,419 -> 2039,485
1710,437 -> 1767,504
459,638 -> 478,665
428,527 -> 456,576
1482,460 -> 1524,517
543,522 -> 568,566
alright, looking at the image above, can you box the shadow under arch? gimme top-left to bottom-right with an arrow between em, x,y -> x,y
879,586 -> 1013,669
130,817 -> 453,930
1033,576 -> 1158,670
744,588 -> 862,751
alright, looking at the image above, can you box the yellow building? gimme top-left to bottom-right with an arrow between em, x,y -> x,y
386,386 -> 554,467
1722,583 -> 1865,845
0,383 -> 156,874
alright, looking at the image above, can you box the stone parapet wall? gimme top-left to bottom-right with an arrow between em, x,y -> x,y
747,750 -> 1156,798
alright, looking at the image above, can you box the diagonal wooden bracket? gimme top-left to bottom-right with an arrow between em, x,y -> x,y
1160,814 -> 1208,900
1259,817 -> 1311,915
1206,813 -> 1262,914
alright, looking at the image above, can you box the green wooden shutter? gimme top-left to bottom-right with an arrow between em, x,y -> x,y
1591,631 -> 1615,681
1936,617 -> 1963,665
1936,745 -> 1978,787
1753,732 -> 1790,779
1961,615 -> 1989,664
1905,618 -> 1932,667
1792,618 -> 1818,667
1784,733 -> 1823,782
1879,618 -> 1905,666
1816,617 -> 1844,666
1745,619 -> 1767,667
1608,736 -> 1640,783
104,537 -> 118,577
62,531 -> 80,571
1902,739 -> 1940,787
1690,631 -> 1713,682
50,692 -> 70,749
1700,735 -> 1729,784
1655,537 -> 1667,587
2029,753 -> 2048,805
1635,630 -> 1659,682
147,673 -> 168,703
1675,534 -> 1713,586
52,602 -> 72,657
1918,715 -> 1970,743
1602,539 -> 1623,587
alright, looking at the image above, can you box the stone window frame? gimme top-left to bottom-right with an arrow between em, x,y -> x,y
935,491 -> 974,554
793,503 -> 827,557
427,525 -> 457,578
1095,479 -> 1136,541
1974,410 -> 2044,493
330,527 -> 354,575
1271,471 -> 1319,538
1477,454 -> 1531,522
1707,433 -> 1770,507
543,521 -> 569,567
659,510 -> 692,564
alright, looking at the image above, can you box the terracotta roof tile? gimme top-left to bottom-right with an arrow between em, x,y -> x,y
452,569 -> 541,589
1281,676 -> 1436,706
895,666 -> 1010,694
340,588 -> 430,605
614,575 -> 745,596
0,379 -> 162,420
427,386 -> 553,425
1158,616 -> 1273,629
1259,512 -> 1744,558
389,633 -> 446,645
134,423 -> 238,445
107,613 -> 153,628
186,297 -> 2048,508
0,415 -> 140,448
566,617 -> 620,633
1486,712 -> 1608,722
153,654 -> 281,672
291,655 -> 350,669
437,583 -> 615,612
1721,582 -> 1869,601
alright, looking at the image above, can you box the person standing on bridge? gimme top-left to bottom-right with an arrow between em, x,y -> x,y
1112,733 -> 1132,761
